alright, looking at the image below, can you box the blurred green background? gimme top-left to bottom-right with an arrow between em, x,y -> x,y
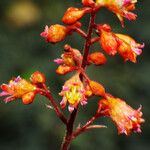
0,0 -> 149,150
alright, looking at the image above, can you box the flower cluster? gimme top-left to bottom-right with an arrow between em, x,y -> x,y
0,0 -> 145,147
0,72 -> 45,104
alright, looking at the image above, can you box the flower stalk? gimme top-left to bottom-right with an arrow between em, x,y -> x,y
0,0 -> 145,150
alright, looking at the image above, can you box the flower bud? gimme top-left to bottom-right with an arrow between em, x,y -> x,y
89,80 -> 105,97
88,52 -> 107,65
22,91 -> 36,105
82,0 -> 95,7
56,65 -> 75,75
40,24 -> 69,43
30,71 -> 46,84
62,7 -> 90,24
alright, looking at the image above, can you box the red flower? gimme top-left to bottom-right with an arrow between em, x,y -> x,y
98,95 -> 145,135
0,76 -> 36,104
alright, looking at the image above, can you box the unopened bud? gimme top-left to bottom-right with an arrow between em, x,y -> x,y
88,52 -> 107,65
22,92 -> 36,105
89,80 -> 105,97
40,24 -> 69,43
30,71 -> 46,84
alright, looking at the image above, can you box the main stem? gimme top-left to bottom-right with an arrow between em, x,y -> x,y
60,10 -> 96,150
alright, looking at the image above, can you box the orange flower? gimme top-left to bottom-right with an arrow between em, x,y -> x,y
59,74 -> 87,112
116,34 -> 144,63
89,80 -> 105,97
62,7 -> 91,25
82,0 -> 95,7
97,24 -> 144,62
0,76 -> 36,104
96,0 -> 137,26
30,71 -> 46,84
56,65 -> 76,75
98,24 -> 118,55
54,45 -> 83,75
40,24 -> 69,43
98,95 -> 145,135
88,52 -> 107,65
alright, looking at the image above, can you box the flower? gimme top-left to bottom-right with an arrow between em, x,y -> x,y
97,24 -> 144,62
59,74 -> 87,112
98,95 -> 145,135
0,76 -> 36,104
89,80 -> 105,97
116,34 -> 144,63
82,0 -> 95,7
30,71 -> 46,84
54,45 -> 83,75
62,7 -> 91,25
96,0 -> 137,26
98,24 -> 119,56
88,52 -> 107,65
40,24 -> 69,43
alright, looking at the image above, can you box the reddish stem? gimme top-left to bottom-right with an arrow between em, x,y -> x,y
75,28 -> 87,38
37,87 -> 67,124
60,10 -> 96,150
72,113 -> 99,139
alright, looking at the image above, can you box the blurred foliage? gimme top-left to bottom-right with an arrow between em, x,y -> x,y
0,0 -> 150,150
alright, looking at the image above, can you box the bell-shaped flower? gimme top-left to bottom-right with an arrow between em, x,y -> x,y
96,0 -> 137,26
98,94 -> 145,135
0,76 -> 37,104
116,34 -> 144,63
98,24 -> 119,55
59,74 -> 87,112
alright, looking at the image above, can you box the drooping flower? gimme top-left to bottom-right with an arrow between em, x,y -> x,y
97,24 -> 144,62
0,76 -> 37,104
40,24 -> 69,43
116,34 -> 144,63
96,0 -> 137,26
98,24 -> 119,55
59,74 -> 87,112
88,52 -> 107,65
98,94 -> 145,135
62,7 -> 91,25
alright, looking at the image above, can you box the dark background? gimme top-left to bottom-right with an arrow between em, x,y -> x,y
0,0 -> 149,150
